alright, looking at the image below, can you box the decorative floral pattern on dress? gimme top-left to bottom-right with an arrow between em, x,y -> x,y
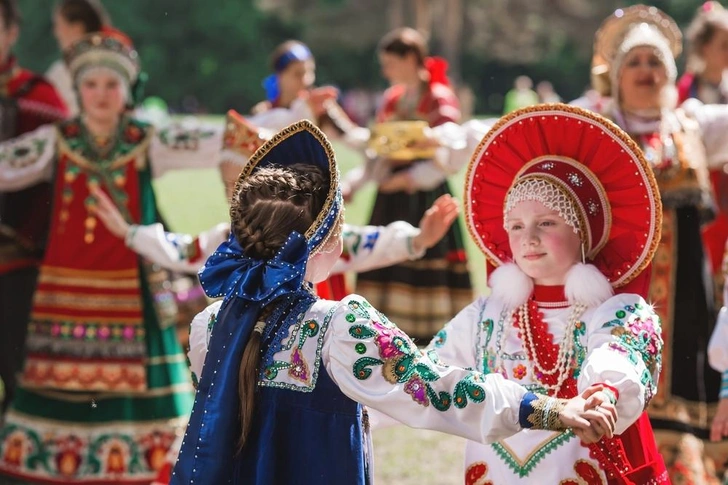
601,301 -> 663,403
432,328 -> 447,348
570,321 -> 587,379
481,318 -> 498,374
56,116 -> 151,243
258,295 -> 334,392
559,459 -> 605,485
512,364 -> 527,380
465,461 -> 495,485
263,319 -> 319,386
0,421 -> 177,482
349,303 -> 487,411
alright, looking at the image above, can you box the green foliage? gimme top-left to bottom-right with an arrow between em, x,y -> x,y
15,0 -> 300,113
12,0 -> 712,114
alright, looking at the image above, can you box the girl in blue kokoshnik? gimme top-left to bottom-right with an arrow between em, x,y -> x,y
171,120 -> 618,484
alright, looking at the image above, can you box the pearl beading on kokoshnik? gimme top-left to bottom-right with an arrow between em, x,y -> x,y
514,300 -> 586,395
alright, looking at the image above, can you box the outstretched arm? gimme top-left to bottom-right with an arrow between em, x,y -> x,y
332,194 -> 459,274
92,186 -> 229,273
323,295 -> 616,444
0,124 -> 57,191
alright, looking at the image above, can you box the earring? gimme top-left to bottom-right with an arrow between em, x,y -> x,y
581,243 -> 586,265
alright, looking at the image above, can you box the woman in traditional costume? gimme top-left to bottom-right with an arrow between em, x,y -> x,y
171,119 -> 618,484
678,2 -> 728,319
0,30 -> 223,483
678,1 -> 728,106
354,27 -> 472,342
593,5 -> 728,481
48,0 -> 110,117
428,103 -> 666,484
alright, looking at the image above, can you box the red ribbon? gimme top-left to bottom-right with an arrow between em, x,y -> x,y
424,56 -> 450,87
99,25 -> 134,48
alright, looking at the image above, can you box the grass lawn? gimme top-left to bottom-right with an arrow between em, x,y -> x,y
153,139 -> 482,484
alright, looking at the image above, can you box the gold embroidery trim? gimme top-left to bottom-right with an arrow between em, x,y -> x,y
34,291 -> 142,312
41,266 -> 140,278
38,272 -> 139,289
526,395 -> 568,431
234,120 -> 341,257
31,312 -> 144,324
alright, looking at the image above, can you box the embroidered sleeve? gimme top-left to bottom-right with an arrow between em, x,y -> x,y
149,119 -> 224,178
323,294 -> 531,444
188,300 -> 223,382
721,370 -> 728,400
331,221 -> 423,275
578,294 -> 663,433
424,297 -> 485,370
0,123 -> 56,190
518,392 -> 570,431
126,222 -> 229,274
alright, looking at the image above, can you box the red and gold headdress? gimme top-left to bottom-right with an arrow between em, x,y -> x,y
466,104 -> 662,290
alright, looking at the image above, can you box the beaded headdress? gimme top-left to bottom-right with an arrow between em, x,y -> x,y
504,177 -> 581,235
65,30 -> 140,86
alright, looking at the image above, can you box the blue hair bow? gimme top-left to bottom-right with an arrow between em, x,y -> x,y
199,231 -> 309,305
262,74 -> 280,103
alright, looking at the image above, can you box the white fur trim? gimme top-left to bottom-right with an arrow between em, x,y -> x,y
489,262 -> 613,309
564,263 -> 613,307
489,263 -> 533,310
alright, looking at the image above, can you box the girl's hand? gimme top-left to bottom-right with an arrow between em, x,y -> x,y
307,86 -> 339,116
711,397 -> 728,441
567,385 -> 618,444
412,194 -> 459,252
90,186 -> 130,240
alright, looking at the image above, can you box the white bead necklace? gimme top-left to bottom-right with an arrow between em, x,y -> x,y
516,301 -> 586,395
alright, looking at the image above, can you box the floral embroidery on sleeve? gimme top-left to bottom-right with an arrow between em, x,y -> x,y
601,302 -> 663,403
348,299 -> 487,411
432,328 -> 447,348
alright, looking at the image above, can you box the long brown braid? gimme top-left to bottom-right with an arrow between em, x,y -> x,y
230,163 -> 329,452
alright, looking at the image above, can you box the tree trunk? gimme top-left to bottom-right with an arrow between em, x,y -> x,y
414,0 -> 432,37
389,0 -> 405,30
442,0 -> 463,86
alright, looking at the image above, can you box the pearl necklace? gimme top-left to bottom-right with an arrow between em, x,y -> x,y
514,300 -> 586,395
